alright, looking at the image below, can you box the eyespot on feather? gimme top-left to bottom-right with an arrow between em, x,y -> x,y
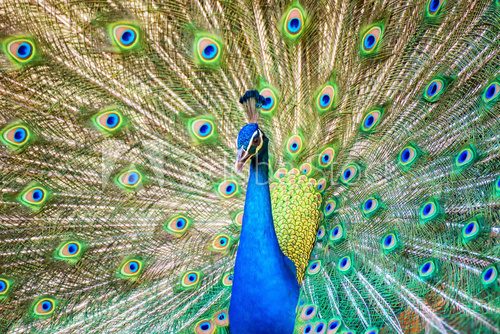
314,320 -> 327,334
418,198 -> 442,224
164,214 -> 192,237
118,258 -> 144,279
286,134 -> 304,158
423,76 -> 449,102
482,80 -> 499,104
54,240 -> 85,263
361,194 -> 384,218
481,265 -> 498,289
180,270 -> 203,290
339,163 -> 361,186
300,304 -> 317,321
461,214 -> 484,243
3,36 -> 38,66
115,168 -> 144,191
217,179 -> 239,198
418,259 -> 438,280
194,319 -> 215,334
92,109 -> 126,135
213,310 -> 229,327
281,4 -> 307,42
329,223 -> 346,244
317,147 -> 336,168
221,272 -> 233,287
453,144 -> 477,173
307,260 -> 321,275
300,163 -> 312,176
360,23 -> 384,56
323,198 -> 339,217
188,116 -> 217,143
232,210 -> 243,228
381,231 -> 401,254
60,242 -> 80,257
397,143 -> 423,171
425,0 -> 445,19
0,122 -> 33,152
337,255 -> 353,274
259,85 -> 279,115
108,22 -> 141,51
0,277 -> 13,299
316,178 -> 327,192
194,33 -> 223,67
314,84 -> 338,114
326,318 -> 342,333
360,108 -> 384,133
302,323 -> 313,334
32,297 -> 57,318
112,24 -> 140,50
210,234 -> 232,253
17,183 -> 50,211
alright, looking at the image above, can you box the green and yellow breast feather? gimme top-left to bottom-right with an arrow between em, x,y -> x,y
270,168 -> 323,283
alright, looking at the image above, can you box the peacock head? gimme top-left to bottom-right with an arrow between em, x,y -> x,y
235,90 -> 267,172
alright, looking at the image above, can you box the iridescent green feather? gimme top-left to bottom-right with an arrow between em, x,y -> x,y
107,22 -> 142,52
193,32 -> 223,67
0,276 -> 13,300
0,121 -> 34,152
53,240 -> 87,264
280,1 -> 308,43
359,22 -> 385,57
257,78 -> 280,116
16,182 -> 51,212
1,35 -> 40,67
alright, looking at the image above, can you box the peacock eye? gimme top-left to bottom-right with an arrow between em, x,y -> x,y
194,33 -> 223,67
221,272 -> 233,287
109,23 -> 141,51
307,260 -> 322,276
92,109 -> 126,135
252,136 -> 261,147
360,23 -> 384,56
55,241 -> 84,262
118,258 -> 144,280
180,270 -> 203,290
281,4 -> 307,42
194,319 -> 214,333
259,86 -> 279,115
33,297 -> 57,317
300,304 -> 317,321
1,123 -> 32,151
210,234 -> 233,253
5,37 -> 37,66
217,179 -> 239,198
115,168 -> 144,192
423,76 -> 448,102
214,310 -> 229,327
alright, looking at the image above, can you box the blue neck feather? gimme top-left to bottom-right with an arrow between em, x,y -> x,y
229,140 -> 299,334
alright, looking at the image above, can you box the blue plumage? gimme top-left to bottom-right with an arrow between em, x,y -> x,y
230,125 -> 299,334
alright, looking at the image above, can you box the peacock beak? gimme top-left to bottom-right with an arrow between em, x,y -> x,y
235,147 -> 250,173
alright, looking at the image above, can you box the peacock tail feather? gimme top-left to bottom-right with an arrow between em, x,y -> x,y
0,0 -> 498,333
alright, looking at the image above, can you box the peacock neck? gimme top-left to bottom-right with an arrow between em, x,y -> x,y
229,140 -> 299,334
243,141 -> 278,262
248,142 -> 269,192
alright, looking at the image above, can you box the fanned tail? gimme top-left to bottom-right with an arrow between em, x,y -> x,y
0,0 -> 498,333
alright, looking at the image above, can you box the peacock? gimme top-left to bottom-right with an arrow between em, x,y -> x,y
0,0 -> 499,333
